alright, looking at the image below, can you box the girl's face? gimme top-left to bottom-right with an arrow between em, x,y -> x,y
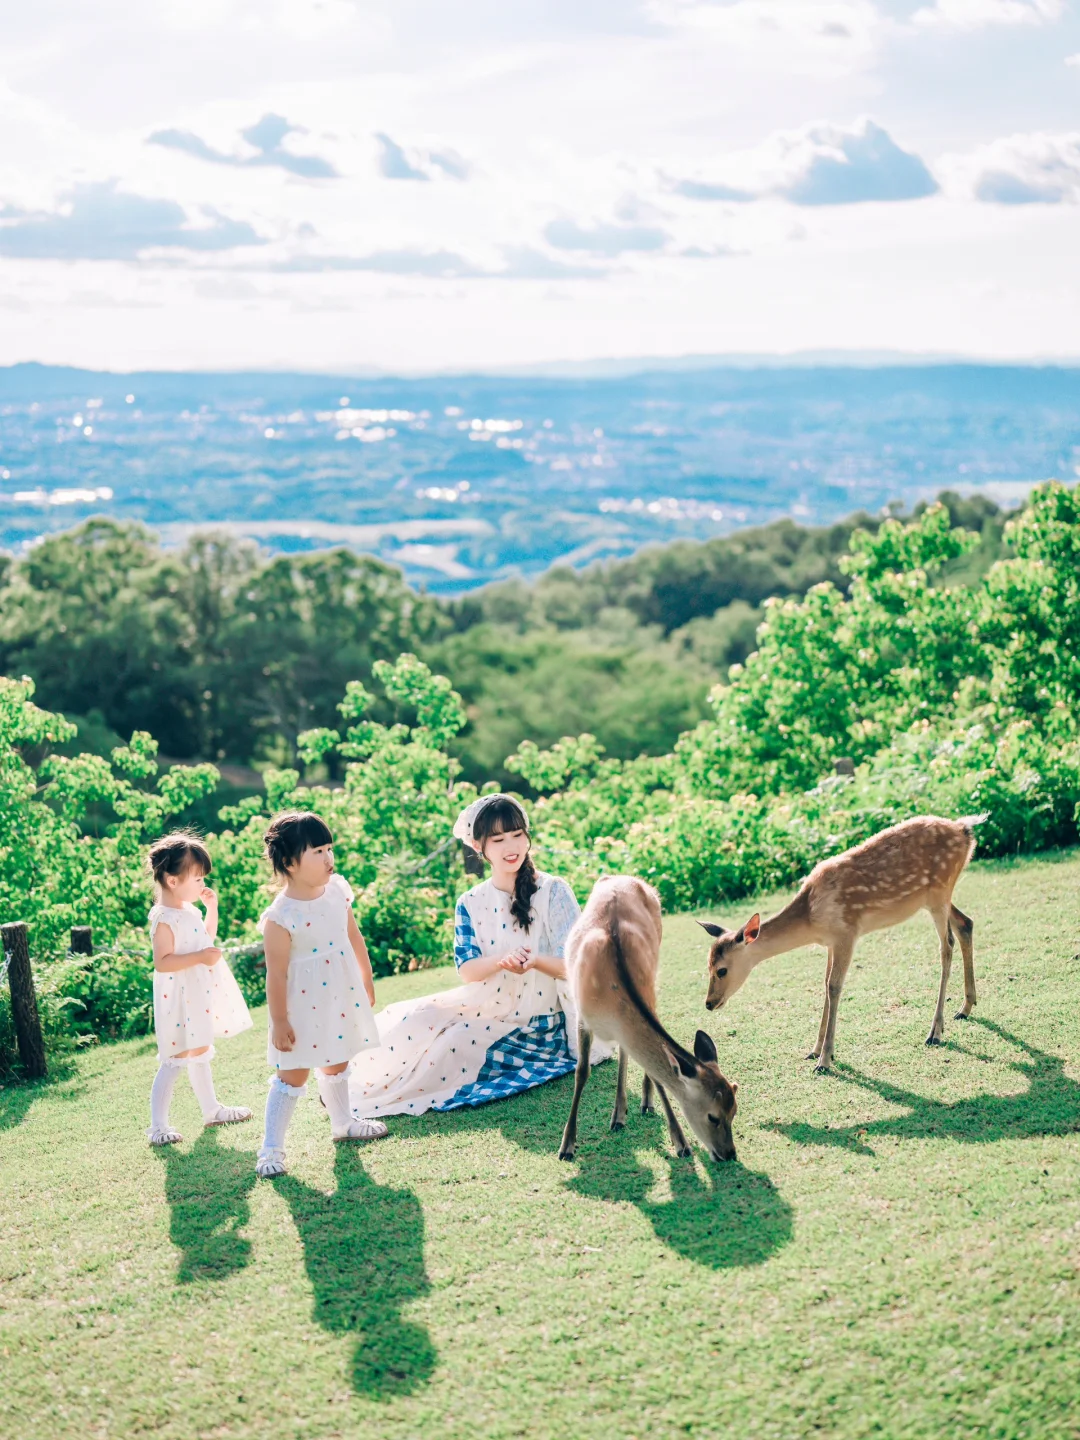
480,826 -> 528,874
163,865 -> 209,904
287,842 -> 335,888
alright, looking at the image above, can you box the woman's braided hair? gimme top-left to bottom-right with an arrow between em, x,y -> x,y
472,796 -> 538,932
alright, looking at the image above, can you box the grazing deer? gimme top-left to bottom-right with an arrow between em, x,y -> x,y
559,875 -> 739,1164
699,815 -> 984,1072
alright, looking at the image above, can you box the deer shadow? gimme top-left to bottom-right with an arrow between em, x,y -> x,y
273,1146 -> 436,1399
156,1128 -> 257,1284
413,1063 -> 793,1272
770,1019 -> 1080,1155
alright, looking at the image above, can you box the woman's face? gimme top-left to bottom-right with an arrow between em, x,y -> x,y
480,826 -> 528,873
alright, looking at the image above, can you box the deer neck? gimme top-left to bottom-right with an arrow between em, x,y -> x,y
621,1008 -> 693,1091
749,890 -> 814,966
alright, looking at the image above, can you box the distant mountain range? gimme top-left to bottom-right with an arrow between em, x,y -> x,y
2,360 -> 1078,591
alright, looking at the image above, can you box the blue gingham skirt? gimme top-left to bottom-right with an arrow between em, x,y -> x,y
432,1010 -> 576,1110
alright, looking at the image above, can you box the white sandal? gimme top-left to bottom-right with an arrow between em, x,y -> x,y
256,1147 -> 287,1178
147,1126 -> 183,1146
204,1104 -> 253,1127
334,1117 -> 389,1142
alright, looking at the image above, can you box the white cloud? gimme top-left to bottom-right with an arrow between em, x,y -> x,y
374,133 -> 471,182
149,113 -> 338,179
0,180 -> 265,259
950,131 -> 1080,204
912,0 -> 1063,31
667,118 -> 938,206
544,218 -> 670,254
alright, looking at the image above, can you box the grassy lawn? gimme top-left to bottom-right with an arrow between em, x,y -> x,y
4,851 -> 1080,1439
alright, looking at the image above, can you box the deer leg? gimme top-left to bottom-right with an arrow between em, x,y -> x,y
654,1081 -> 692,1159
610,1046 -> 629,1131
950,904 -> 977,1019
815,938 -> 855,1073
558,1026 -> 593,1162
926,906 -> 953,1046
807,949 -> 834,1060
640,1072 -> 655,1116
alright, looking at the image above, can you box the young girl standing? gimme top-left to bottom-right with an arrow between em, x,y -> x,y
147,833 -> 253,1145
255,811 -> 386,1179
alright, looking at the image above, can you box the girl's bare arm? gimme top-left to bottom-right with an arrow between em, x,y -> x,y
346,910 -> 376,1007
152,923 -> 221,973
263,921 -> 296,1052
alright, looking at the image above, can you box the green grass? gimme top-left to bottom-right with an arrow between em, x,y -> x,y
5,852 -> 1080,1440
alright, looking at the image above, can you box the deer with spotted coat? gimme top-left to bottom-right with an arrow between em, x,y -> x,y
699,815 -> 984,1072
559,875 -> 739,1164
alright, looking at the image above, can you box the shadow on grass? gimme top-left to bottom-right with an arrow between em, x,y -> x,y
0,1057 -> 80,1132
771,1019 -> 1080,1155
420,1063 -> 793,1272
275,1147 -> 436,1399
156,1128 -> 256,1284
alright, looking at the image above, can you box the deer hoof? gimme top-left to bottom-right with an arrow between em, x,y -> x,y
813,1060 -> 832,1074
640,1103 -> 655,1116
953,1009 -> 971,1021
925,1033 -> 943,1047
609,1116 -> 626,1132
805,1050 -> 820,1061
558,1146 -> 576,1162
676,1145 -> 693,1159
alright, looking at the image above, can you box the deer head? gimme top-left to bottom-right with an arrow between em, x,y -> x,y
661,1029 -> 738,1161
699,914 -> 760,1011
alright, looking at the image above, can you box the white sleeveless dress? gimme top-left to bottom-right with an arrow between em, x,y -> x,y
150,903 -> 252,1058
259,874 -> 381,1070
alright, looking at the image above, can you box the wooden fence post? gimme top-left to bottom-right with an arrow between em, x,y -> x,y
70,927 -> 93,958
2,921 -> 47,1079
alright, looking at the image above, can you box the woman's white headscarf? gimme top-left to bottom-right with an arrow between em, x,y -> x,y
452,793 -> 530,851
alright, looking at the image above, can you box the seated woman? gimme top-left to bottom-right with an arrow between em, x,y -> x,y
349,794 -> 610,1118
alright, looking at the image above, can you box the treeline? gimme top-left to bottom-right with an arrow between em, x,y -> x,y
0,492 -> 1007,788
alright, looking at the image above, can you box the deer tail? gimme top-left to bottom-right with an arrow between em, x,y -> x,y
957,812 -> 989,863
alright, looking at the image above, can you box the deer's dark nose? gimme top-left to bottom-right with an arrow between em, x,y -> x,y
705,999 -> 716,1011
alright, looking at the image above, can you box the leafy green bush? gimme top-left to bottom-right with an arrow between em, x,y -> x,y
3,484 -> 1080,1070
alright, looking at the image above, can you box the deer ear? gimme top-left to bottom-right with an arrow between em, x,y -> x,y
662,1044 -> 697,1080
693,1029 -> 718,1064
697,921 -> 724,938
743,913 -> 761,943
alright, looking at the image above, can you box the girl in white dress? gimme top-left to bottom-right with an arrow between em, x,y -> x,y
147,833 -> 253,1145
255,811 -> 386,1178
349,795 -> 610,1119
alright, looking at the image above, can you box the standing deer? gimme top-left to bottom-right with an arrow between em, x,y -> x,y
699,815 -> 984,1072
559,875 -> 739,1163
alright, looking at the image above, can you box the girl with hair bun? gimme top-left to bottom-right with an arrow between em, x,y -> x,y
348,793 -> 611,1120
145,832 -> 253,1146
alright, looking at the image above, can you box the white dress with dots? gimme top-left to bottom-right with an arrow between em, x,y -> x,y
150,903 -> 252,1058
348,872 -> 611,1119
259,874 -> 381,1071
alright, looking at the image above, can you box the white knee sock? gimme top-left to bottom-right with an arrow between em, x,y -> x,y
316,1070 -> 352,1136
187,1057 -> 220,1121
149,1060 -> 181,1135
260,1075 -> 304,1154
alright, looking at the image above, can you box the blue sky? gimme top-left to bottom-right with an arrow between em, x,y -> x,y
0,0 -> 1078,370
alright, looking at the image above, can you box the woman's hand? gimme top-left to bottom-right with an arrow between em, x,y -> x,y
272,1019 -> 296,1052
497,946 -> 533,973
